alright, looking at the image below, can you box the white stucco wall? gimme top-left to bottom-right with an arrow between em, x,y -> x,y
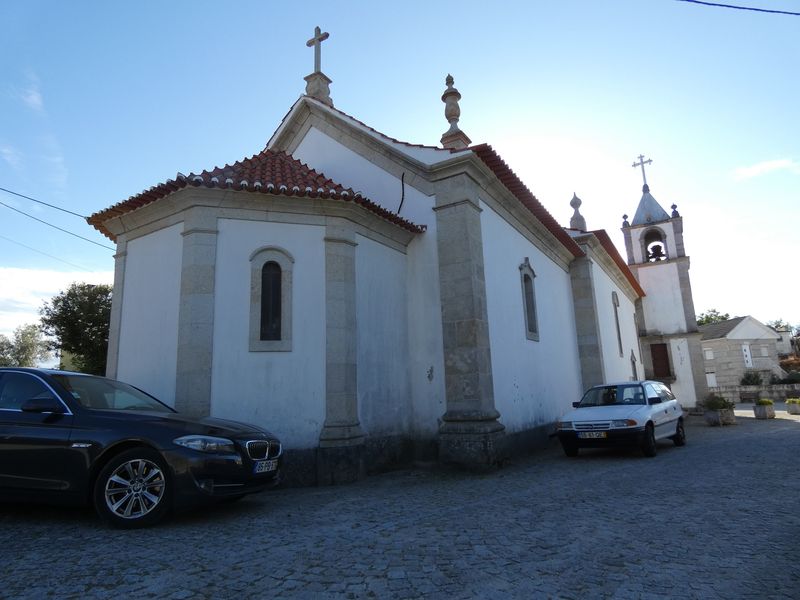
117,224 -> 182,404
480,201 -> 583,431
589,260 -> 642,382
211,219 -> 326,449
637,262 -> 687,335
294,127 -> 446,437
355,234 -> 412,436
729,317 -> 780,341
668,337 -> 698,407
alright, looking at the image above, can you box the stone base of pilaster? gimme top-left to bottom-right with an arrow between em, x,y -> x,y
438,411 -> 506,470
316,442 -> 366,485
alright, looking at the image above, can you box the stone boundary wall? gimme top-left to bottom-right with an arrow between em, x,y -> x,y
711,384 -> 800,403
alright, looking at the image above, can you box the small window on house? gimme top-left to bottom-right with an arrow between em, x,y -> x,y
704,348 -> 714,360
249,247 -> 294,352
760,346 -> 769,357
519,258 -> 539,341
612,291 -> 623,357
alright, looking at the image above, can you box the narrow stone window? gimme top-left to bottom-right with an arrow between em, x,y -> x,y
704,348 -> 714,360
630,350 -> 638,381
249,247 -> 293,352
612,291 -> 623,357
260,262 -> 282,341
519,258 -> 539,341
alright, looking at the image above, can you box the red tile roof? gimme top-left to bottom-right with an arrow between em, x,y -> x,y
467,144 -> 584,259
88,149 -> 425,240
588,229 -> 645,297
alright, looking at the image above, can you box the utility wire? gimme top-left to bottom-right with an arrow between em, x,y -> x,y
676,0 -> 800,15
0,234 -> 94,272
0,199 -> 114,251
0,186 -> 87,218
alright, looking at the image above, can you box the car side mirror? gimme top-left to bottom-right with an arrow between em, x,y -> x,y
572,401 -> 581,408
648,397 -> 662,405
21,396 -> 64,414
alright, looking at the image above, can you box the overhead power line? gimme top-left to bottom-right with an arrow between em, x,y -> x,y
0,186 -> 88,219
0,199 -> 114,251
676,0 -> 800,15
0,234 -> 94,272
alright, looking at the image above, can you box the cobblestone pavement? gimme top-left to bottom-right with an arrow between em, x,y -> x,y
2,407 -> 799,599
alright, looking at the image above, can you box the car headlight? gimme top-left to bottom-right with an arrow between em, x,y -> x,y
557,421 -> 573,430
174,435 -> 237,453
611,419 -> 637,428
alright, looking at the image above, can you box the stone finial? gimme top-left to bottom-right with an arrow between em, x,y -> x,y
440,74 -> 471,150
304,26 -> 333,107
569,193 -> 587,231
671,203 -> 680,218
622,214 -> 630,227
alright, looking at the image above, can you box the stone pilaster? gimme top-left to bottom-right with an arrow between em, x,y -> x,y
434,174 -> 504,470
174,208 -> 218,417
105,237 -> 127,379
569,256 -> 604,390
318,221 -> 365,483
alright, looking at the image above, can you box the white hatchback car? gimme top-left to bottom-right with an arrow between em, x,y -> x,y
556,380 -> 686,457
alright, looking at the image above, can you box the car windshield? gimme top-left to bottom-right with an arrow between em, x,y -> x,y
50,374 -> 174,413
579,384 -> 645,407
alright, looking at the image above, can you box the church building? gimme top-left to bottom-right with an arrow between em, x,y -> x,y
89,29 -> 703,484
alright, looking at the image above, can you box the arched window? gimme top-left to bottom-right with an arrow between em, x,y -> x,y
643,229 -> 668,262
519,258 -> 539,341
249,247 -> 293,352
260,262 -> 282,341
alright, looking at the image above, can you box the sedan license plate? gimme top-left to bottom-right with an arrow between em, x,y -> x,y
577,431 -> 607,439
253,458 -> 278,474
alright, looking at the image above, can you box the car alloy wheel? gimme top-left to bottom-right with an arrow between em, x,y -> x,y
94,448 -> 171,528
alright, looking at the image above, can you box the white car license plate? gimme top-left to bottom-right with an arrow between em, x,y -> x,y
253,458 -> 278,474
577,431 -> 607,439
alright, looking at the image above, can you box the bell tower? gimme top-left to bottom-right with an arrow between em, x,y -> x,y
621,155 -> 707,407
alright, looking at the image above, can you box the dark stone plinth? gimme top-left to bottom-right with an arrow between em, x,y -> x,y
316,443 -> 366,485
438,415 -> 506,470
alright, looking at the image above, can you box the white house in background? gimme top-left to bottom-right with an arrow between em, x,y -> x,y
88,30 -> 698,484
699,316 -> 786,388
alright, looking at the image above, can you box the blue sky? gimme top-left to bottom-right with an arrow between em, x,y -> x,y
1,0 -> 798,339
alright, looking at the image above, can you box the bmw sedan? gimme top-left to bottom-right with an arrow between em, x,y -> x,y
0,368 -> 282,528
556,380 -> 686,457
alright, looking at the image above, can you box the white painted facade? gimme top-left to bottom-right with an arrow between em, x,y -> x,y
628,224 -> 678,264
480,200 -> 583,429
636,262 -> 687,334
668,337 -> 698,406
210,218 -> 327,449
588,260 -> 641,382
117,223 -> 182,404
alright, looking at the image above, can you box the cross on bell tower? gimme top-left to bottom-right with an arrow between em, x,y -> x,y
632,154 -> 653,192
303,26 -> 334,107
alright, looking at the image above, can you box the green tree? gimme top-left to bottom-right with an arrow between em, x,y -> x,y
0,324 -> 50,366
0,334 -> 13,366
40,283 -> 113,375
697,309 -> 730,326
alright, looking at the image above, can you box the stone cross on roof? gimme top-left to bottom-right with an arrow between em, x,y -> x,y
632,154 -> 653,190
306,26 -> 329,73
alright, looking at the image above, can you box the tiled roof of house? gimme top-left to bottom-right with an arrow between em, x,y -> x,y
88,149 -> 426,240
587,229 -> 646,297
699,317 -> 746,340
469,144 -> 584,258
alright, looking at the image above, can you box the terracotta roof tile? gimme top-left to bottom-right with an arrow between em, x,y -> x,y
467,144 -> 584,259
88,149 -> 425,240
